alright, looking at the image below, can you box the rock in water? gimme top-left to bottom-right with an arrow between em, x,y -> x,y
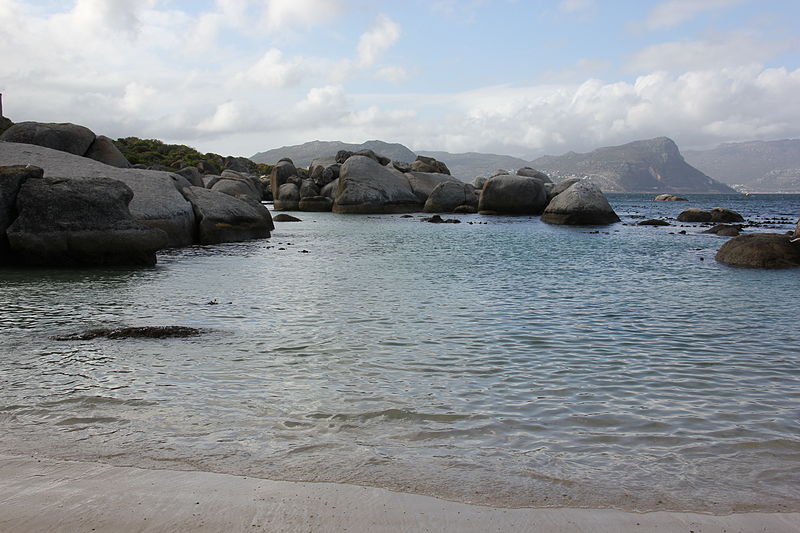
180,186 -> 273,244
0,142 -> 196,247
333,156 -> 421,214
715,234 -> 800,268
273,214 -> 302,222
654,194 -> 687,201
710,207 -> 745,223
0,122 -> 96,156
53,326 -> 202,340
7,176 -> 168,266
541,180 -> 621,225
1,165 -> 44,257
424,181 -> 478,213
274,183 -> 300,211
478,174 -> 547,215
677,208 -> 713,222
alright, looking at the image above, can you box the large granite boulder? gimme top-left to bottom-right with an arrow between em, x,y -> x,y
406,172 -> 463,203
274,183 -> 300,211
6,176 -> 168,266
223,156 -> 257,174
0,142 -> 196,247
424,181 -> 478,213
333,156 -> 421,214
715,234 -> 800,269
321,178 -> 339,199
478,174 -> 547,215
541,180 -> 621,225
84,135 -> 130,168
0,122 -> 96,156
210,173 -> 263,203
711,207 -> 745,223
516,167 -> 551,183
180,186 -> 273,244
299,179 -> 320,199
1,165 -> 44,257
176,166 -> 205,188
299,196 -> 333,212
411,155 -> 450,175
472,176 -> 488,189
547,177 -> 581,203
269,159 -> 297,198
677,208 -> 713,222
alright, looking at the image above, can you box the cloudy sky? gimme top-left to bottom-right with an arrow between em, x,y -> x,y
1,0 -> 799,159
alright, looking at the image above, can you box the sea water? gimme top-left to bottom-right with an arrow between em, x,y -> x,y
1,194 -> 798,512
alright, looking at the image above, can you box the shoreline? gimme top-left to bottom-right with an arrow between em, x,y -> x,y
1,454 -> 798,533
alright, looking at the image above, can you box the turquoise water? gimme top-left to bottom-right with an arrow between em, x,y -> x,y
0,194 -> 798,512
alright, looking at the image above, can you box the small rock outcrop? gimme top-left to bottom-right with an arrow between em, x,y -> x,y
333,156 -> 420,214
710,207 -> 745,223
7,176 -> 168,266
424,181 -> 478,213
677,208 -> 713,223
180,187 -> 273,244
715,234 -> 800,268
478,174 -> 547,215
411,155 -> 450,175
703,224 -> 742,236
541,180 -> 621,225
637,219 -> 671,226
654,194 -> 687,201
53,326 -> 202,341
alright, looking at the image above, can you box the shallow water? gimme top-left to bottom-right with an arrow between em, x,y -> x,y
1,194 -> 798,512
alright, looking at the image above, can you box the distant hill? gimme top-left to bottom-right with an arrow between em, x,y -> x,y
250,140 -> 416,168
683,139 -> 800,192
531,137 -> 736,193
417,151 -> 530,180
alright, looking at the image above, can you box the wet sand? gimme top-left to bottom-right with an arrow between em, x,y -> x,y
1,454 -> 797,533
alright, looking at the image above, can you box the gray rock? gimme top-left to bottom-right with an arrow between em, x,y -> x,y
406,172 -> 463,203
7,176 -> 168,266
310,156 -> 337,178
654,194 -> 687,201
321,178 -> 339,200
516,167 -> 551,183
411,155 -> 450,175
703,224 -> 743,236
273,214 -> 301,222
269,159 -> 297,198
0,122 -> 96,156
424,181 -> 478,213
316,163 -> 340,188
541,180 -> 621,225
392,161 -> 412,173
223,156 -> 256,174
176,166 -> 205,188
274,183 -> 300,211
211,175 -> 263,203
333,156 -> 421,214
84,135 -> 130,168
0,142 -> 196,247
453,204 -> 478,214
299,179 -> 320,199
180,186 -> 273,244
478,174 -> 547,215
710,207 -> 745,223
335,150 -> 354,164
637,219 -> 671,226
547,178 -> 582,203
1,165 -> 44,257
677,208 -> 713,223
53,326 -> 201,341
299,196 -> 333,212
795,219 -> 800,239
197,160 -> 221,175
472,176 -> 488,189
353,149 -> 390,166
715,233 -> 800,268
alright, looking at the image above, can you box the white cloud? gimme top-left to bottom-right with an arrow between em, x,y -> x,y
644,0 -> 744,30
236,48 -> 308,87
628,34 -> 791,73
357,15 -> 401,68
375,66 -> 409,83
262,0 -> 344,31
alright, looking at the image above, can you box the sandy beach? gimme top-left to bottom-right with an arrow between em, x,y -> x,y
0,454 -> 797,533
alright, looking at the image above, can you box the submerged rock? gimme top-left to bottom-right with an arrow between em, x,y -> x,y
637,219 -> 671,226
715,233 -> 800,268
703,224 -> 742,236
53,325 -> 202,340
422,215 -> 460,224
541,180 -> 620,225
273,214 -> 302,222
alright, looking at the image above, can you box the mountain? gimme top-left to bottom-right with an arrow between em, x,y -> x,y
683,139 -> 800,192
531,137 -> 736,193
250,140 -> 416,168
416,151 -> 530,181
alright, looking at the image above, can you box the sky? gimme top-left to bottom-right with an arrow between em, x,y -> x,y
1,0 -> 799,159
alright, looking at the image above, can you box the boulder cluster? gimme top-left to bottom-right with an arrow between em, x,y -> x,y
1,122 -> 274,267
271,154 -> 620,225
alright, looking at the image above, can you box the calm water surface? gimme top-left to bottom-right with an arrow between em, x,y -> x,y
1,194 -> 798,512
